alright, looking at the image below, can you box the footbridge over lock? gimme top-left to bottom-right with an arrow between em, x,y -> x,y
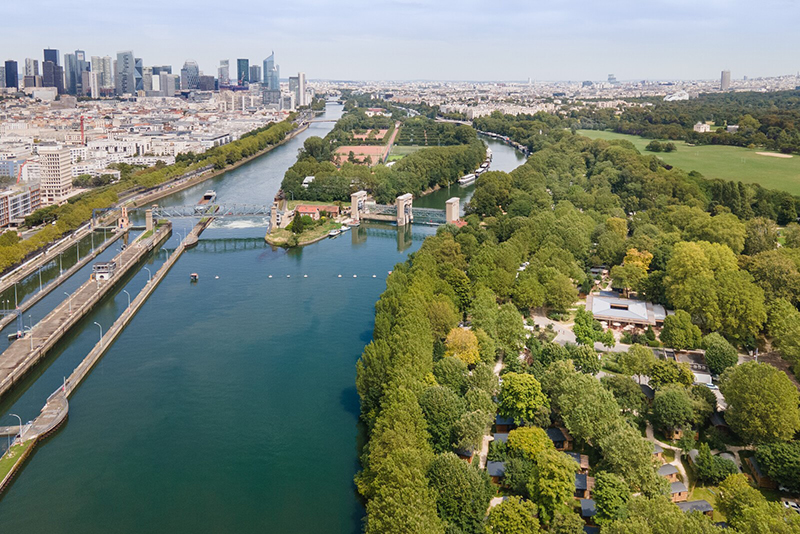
350,191 -> 460,227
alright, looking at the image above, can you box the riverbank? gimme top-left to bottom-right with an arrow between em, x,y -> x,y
129,122 -> 310,209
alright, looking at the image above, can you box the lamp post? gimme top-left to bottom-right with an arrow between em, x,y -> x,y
9,413 -> 22,443
123,289 -> 131,308
64,292 -> 72,313
59,253 -> 63,276
38,266 -> 42,293
28,315 -> 33,351
144,267 -> 151,282
93,322 -> 103,345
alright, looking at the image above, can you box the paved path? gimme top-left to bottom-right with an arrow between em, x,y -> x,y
645,422 -> 688,483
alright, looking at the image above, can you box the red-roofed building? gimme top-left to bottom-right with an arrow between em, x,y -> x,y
295,204 -> 339,220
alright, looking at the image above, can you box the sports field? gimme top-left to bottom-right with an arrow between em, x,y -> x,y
577,130 -> 800,195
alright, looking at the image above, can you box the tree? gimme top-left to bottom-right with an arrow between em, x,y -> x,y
433,356 -> 468,394
428,298 -> 460,341
419,386 -> 467,453
601,375 -> 646,415
512,276 -> 546,312
659,310 -> 701,350
485,496 -> 541,534
444,327 -> 481,365
428,452 -> 493,534
466,362 -> 500,396
536,342 -> 569,367
548,511 -> 585,534
558,373 -> 620,443
719,361 -> 800,443
572,308 -> 614,348
498,373 -> 549,424
476,328 -> 498,364
694,443 -> 738,484
645,140 -> 663,152
648,359 -> 694,390
453,410 -> 493,452
545,274 -> 577,313
717,473 -> 800,533
598,421 -> 668,496
602,495 -> 721,534
744,217 -> 778,255
470,286 -> 498,338
652,385 -> 695,433
610,248 -> 653,296
701,333 -> 738,375
568,344 -> 602,375
618,344 -> 656,381
755,441 -> 800,493
593,471 -> 631,523
784,222 -> 800,248
496,303 -> 526,356
528,448 -> 578,523
506,427 -> 555,460
766,299 -> 800,372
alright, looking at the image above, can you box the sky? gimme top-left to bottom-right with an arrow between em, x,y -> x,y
3,0 -> 799,81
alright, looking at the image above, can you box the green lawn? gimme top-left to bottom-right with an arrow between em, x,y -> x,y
577,129 -> 800,195
689,486 -> 726,523
0,440 -> 34,482
390,145 -> 426,157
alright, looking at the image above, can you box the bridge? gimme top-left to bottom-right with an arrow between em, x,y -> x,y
149,204 -> 272,220
350,191 -> 458,227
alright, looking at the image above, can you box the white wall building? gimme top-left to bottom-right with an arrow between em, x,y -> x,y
37,146 -> 73,204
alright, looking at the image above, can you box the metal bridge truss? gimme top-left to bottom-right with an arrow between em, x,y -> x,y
150,204 -> 272,219
363,204 -> 447,225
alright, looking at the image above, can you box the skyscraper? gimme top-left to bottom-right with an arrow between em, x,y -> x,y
24,58 -> 39,77
91,56 -> 112,90
298,72 -> 307,107
181,60 -> 200,90
4,60 -> 19,90
43,48 -> 59,66
142,66 -> 153,92
134,58 -> 143,92
237,59 -> 249,85
75,50 -> 88,94
249,65 -> 261,84
264,52 -> 279,91
115,51 -> 135,95
720,70 -> 731,91
218,60 -> 229,86
64,53 -> 77,94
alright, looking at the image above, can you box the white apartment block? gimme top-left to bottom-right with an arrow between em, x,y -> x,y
38,146 -> 73,204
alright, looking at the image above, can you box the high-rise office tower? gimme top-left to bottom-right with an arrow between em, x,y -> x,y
249,65 -> 261,84
142,66 -> 153,92
75,50 -> 88,94
91,56 -> 112,89
264,52 -> 279,91
87,71 -> 100,98
134,58 -> 143,92
64,53 -> 77,94
237,59 -> 249,85
720,70 -> 731,91
159,72 -> 177,96
298,72 -> 307,107
43,48 -> 59,66
38,146 -> 73,204
0,67 -> 5,89
4,61 -> 19,90
151,65 -> 172,75
24,58 -> 39,77
180,60 -> 200,90
218,60 -> 229,86
115,51 -> 135,95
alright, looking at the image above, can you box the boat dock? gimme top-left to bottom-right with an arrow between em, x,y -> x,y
0,223 -> 172,402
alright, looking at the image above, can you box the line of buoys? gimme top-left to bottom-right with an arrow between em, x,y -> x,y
266,274 -> 384,278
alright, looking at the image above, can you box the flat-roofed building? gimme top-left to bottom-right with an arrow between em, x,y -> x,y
0,183 -> 41,227
37,146 -> 73,204
585,294 -> 668,327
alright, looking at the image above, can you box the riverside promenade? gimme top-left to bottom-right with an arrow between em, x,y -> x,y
0,229 -> 126,332
0,223 -> 172,401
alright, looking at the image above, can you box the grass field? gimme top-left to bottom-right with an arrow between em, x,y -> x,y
577,130 -> 800,196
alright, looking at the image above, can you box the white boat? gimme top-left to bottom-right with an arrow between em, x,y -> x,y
195,190 -> 217,212
339,226 -> 350,232
458,173 -> 476,186
328,229 -> 342,237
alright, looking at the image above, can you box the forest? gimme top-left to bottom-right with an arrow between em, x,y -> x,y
355,117 -> 800,533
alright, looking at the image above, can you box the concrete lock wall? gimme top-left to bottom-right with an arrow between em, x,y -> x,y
445,198 -> 459,224
396,193 -> 413,226
351,191 -> 367,222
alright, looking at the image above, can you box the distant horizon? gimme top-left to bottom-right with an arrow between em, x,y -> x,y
3,0 -> 799,81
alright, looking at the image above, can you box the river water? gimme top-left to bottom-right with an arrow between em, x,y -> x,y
0,104 -> 523,533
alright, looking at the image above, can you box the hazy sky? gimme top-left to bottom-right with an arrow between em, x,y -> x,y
4,0 -> 799,81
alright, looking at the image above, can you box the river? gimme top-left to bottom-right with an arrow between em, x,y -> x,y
0,105 -> 524,533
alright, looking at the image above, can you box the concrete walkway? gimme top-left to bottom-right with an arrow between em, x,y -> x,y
645,422 -> 688,483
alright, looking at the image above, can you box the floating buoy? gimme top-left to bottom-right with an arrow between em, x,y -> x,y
338,274 -> 342,278
215,275 -> 219,279
353,274 -> 357,278
373,275 -> 377,278
303,274 -> 308,278
268,275 -> 272,278
287,275 -> 291,278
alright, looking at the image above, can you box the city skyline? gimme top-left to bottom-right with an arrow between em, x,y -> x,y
2,0 -> 800,81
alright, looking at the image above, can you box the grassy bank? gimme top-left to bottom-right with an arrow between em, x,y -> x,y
578,129 -> 800,195
0,440 -> 34,486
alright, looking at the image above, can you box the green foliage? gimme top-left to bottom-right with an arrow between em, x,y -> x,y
496,303 -> 526,356
648,359 -> 694,390
601,375 -> 646,415
572,308 -> 614,347
428,452 -> 493,534
434,356 -> 469,395
602,494 -> 722,534
568,344 -> 602,375
659,310 -> 702,350
719,361 -> 800,443
593,471 -> 631,523
484,497 -> 540,534
701,332 -> 738,375
506,427 -> 555,461
694,443 -> 738,484
498,373 -> 549,424
419,386 -> 467,453
652,385 -> 695,433
527,448 -> 578,523
755,441 -> 800,493
717,473 -> 800,533
618,344 -> 656,378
